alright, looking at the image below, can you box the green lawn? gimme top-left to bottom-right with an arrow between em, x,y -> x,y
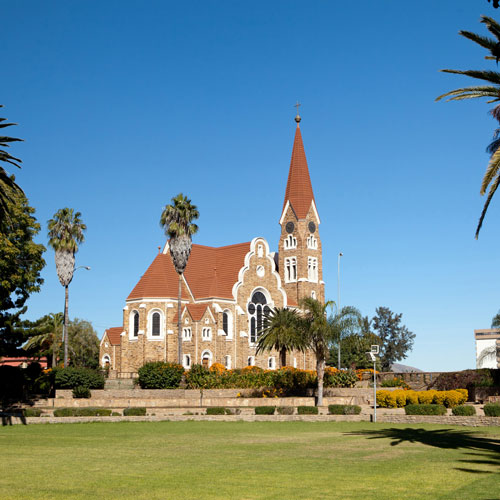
1,421 -> 499,499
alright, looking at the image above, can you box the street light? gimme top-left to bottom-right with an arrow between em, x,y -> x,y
367,345 -> 379,422
62,265 -> 91,367
337,252 -> 343,370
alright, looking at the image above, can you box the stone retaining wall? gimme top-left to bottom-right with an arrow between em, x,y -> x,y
377,414 -> 500,427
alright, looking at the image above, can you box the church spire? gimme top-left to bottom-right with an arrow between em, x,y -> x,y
281,114 -> 316,221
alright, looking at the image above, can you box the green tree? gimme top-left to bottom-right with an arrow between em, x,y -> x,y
491,309 -> 500,328
66,318 -> 100,369
0,193 -> 45,356
436,16 -> 500,238
0,105 -> 23,223
23,312 -> 63,368
47,208 -> 87,367
371,307 -> 415,371
160,193 -> 199,364
256,307 -> 303,367
329,305 -> 362,369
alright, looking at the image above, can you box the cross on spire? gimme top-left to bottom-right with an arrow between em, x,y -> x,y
294,101 -> 301,123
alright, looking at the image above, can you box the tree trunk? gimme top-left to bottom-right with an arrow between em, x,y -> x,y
316,357 -> 325,406
280,348 -> 287,368
63,285 -> 69,368
177,273 -> 182,364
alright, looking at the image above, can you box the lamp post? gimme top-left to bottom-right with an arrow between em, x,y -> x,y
62,265 -> 91,367
367,345 -> 379,422
337,252 -> 343,370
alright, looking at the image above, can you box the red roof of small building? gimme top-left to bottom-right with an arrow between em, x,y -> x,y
282,124 -> 316,220
128,242 -> 251,301
104,327 -> 122,346
173,303 -> 211,323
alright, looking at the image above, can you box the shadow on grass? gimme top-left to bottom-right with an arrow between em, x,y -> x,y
346,427 -> 500,475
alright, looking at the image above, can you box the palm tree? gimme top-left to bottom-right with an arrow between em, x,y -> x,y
160,193 -> 199,364
24,313 -> 63,368
298,297 -> 336,406
256,307 -> 303,367
436,16 -> 500,238
47,208 -> 86,367
330,305 -> 363,370
492,309 -> 500,328
0,105 -> 23,223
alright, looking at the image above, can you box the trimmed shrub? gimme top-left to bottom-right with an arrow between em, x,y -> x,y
255,406 -> 275,415
405,390 -> 419,406
381,377 -> 409,389
23,408 -> 42,417
323,368 -> 358,388
137,362 -> 184,389
418,390 -> 437,405
297,406 -> 318,415
53,408 -> 112,417
328,404 -> 361,415
483,402 -> 500,417
54,367 -> 105,390
405,404 -> 446,416
452,405 -> 476,416
72,386 -> 91,399
431,369 -> 499,391
277,406 -> 294,415
206,407 -> 225,415
123,407 -> 147,416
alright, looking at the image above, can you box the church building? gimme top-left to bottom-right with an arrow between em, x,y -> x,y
100,114 -> 324,374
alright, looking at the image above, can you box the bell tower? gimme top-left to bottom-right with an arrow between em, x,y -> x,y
278,112 -> 324,306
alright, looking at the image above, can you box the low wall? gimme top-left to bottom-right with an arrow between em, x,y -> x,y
377,414 -> 500,427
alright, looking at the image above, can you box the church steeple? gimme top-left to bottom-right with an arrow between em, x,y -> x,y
281,116 -> 318,222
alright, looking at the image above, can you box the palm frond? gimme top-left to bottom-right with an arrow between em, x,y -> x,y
459,30 -> 498,50
481,16 -> 500,41
440,69 -> 500,85
476,173 -> 500,238
486,136 -> 500,155
435,85 -> 500,102
481,145 -> 500,194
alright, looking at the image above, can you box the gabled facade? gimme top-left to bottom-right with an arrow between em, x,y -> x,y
101,115 -> 324,373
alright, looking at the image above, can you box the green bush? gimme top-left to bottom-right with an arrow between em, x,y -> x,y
72,386 -> 91,398
206,407 -> 226,415
405,404 -> 446,416
328,404 -> 361,415
297,406 -> 318,415
483,402 -> 500,417
451,405 -> 476,416
277,406 -> 294,415
23,408 -> 42,417
137,362 -> 184,389
431,369 -> 499,391
255,406 -> 275,415
323,369 -> 358,388
123,407 -> 147,416
381,377 -> 409,389
53,408 -> 112,417
54,367 -> 105,390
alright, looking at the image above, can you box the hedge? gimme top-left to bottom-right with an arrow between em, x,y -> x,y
297,406 -> 318,415
377,389 -> 468,408
328,404 -> 361,415
137,362 -> 184,389
255,406 -> 275,415
72,386 -> 91,398
54,367 -> 105,390
123,407 -> 147,416
23,408 -> 42,417
404,404 -> 447,416
277,407 -> 294,415
206,407 -> 226,415
483,402 -> 500,417
53,408 -> 112,417
451,405 -> 476,416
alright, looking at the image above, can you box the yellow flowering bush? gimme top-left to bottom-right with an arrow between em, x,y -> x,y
209,363 -> 226,374
376,389 -> 469,408
418,390 -> 437,405
405,390 -> 419,405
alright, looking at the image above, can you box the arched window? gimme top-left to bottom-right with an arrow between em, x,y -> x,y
248,291 -> 271,344
284,234 -> 297,249
183,354 -> 191,369
268,357 -> 276,369
223,312 -> 228,334
129,311 -> 139,338
222,310 -> 232,338
285,257 -> 297,282
311,290 -> 316,299
308,257 -> 318,282
152,312 -> 160,336
201,350 -> 212,368
307,235 -> 317,249
102,355 -> 111,368
247,356 -> 255,366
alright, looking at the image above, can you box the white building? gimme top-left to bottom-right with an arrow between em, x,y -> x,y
474,329 -> 500,369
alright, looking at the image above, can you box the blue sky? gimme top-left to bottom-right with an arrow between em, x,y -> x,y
3,0 -> 500,371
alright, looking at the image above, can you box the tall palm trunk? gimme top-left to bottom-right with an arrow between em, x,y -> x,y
280,348 -> 287,368
316,357 -> 325,406
64,285 -> 69,367
178,274 -> 182,364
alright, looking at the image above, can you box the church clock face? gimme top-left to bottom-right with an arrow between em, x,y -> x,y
308,221 -> 316,233
285,222 -> 295,234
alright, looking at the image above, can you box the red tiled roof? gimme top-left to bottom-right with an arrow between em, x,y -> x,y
282,124 -> 316,220
173,303 -> 211,323
128,242 -> 251,301
104,327 -> 122,346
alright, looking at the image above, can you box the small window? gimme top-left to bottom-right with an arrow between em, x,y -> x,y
293,358 -> 297,368
284,234 -> 297,249
308,257 -> 318,282
183,327 -> 192,341
268,357 -> 276,369
285,257 -> 297,282
224,355 -> 231,370
311,290 -> 316,299
222,312 -> 228,335
202,327 -> 211,340
133,312 -> 139,337
152,312 -> 160,336
247,356 -> 255,366
183,354 -> 191,369
307,235 -> 317,249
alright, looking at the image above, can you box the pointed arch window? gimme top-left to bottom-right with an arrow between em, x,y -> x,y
285,257 -> 297,282
133,312 -> 139,337
284,234 -> 297,250
152,312 -> 160,336
248,291 -> 271,344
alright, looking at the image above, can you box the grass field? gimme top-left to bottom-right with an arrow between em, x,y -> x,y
1,421 -> 499,499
